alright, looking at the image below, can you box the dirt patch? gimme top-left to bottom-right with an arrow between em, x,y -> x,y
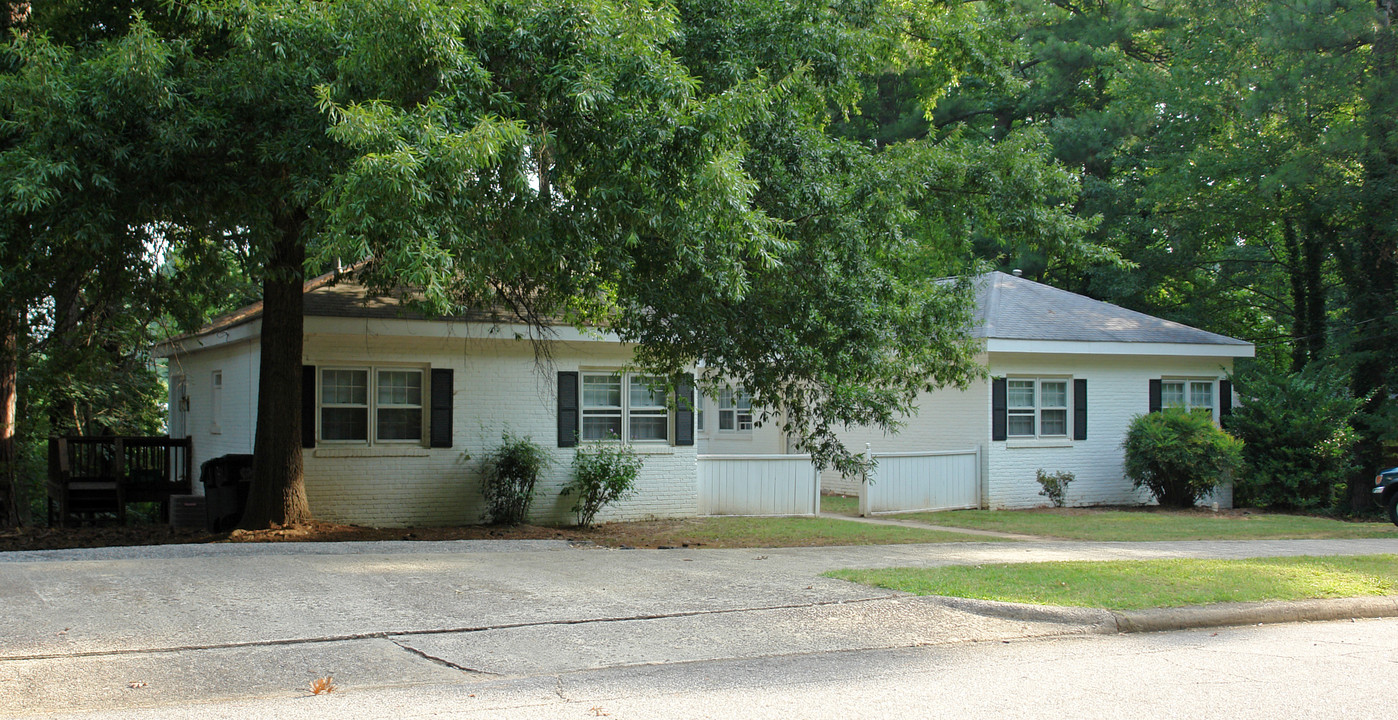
0,519 -> 716,553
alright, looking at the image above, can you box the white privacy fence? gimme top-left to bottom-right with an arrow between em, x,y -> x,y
859,447 -> 981,515
697,454 -> 821,516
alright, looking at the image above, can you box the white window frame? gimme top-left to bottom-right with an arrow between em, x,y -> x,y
717,388 -> 753,434
1160,378 -> 1218,419
580,371 -> 671,444
1006,377 -> 1071,440
318,365 -> 427,446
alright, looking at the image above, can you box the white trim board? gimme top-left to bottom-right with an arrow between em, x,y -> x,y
985,338 -> 1254,358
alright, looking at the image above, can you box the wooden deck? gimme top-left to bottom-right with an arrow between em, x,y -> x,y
46,436 -> 194,527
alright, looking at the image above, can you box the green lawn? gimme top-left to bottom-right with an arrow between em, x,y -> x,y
825,554 -> 1398,610
894,508 -> 1398,541
820,494 -> 860,515
594,516 -> 1008,548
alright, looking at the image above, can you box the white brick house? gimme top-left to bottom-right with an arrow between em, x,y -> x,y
155,275 -> 700,527
699,272 -> 1255,510
158,270 -> 1254,526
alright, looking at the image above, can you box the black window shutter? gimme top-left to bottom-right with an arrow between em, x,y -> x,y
1073,379 -> 1088,441
992,377 -> 1008,441
674,373 -> 695,446
558,371 -> 579,447
430,369 -> 454,448
1149,379 -> 1162,413
301,365 -> 317,449
1219,379 -> 1233,417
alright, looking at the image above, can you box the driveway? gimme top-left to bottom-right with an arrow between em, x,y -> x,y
3,537 -> 1397,716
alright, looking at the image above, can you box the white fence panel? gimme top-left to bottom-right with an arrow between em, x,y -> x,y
860,448 -> 981,515
698,454 -> 821,516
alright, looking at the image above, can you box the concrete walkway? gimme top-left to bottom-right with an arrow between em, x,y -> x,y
3,537 -> 1397,717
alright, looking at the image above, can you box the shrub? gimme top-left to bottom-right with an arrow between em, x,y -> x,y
1123,410 -> 1243,508
1036,469 -> 1075,508
1224,364 -> 1361,511
562,443 -> 644,528
479,433 -> 549,525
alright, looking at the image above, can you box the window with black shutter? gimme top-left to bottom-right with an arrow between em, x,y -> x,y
557,371 -> 579,447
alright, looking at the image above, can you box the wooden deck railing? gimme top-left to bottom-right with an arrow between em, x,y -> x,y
46,436 -> 194,527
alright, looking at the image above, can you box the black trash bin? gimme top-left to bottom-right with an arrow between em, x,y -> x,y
200,454 -> 254,532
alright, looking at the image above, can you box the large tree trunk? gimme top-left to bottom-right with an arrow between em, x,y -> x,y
1348,0 -> 1398,511
0,306 -> 18,528
1283,217 -> 1329,372
1301,226 -> 1326,365
240,211 -> 312,528
1282,217 -> 1310,372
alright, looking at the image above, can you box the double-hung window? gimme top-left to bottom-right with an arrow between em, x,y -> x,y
320,367 -> 424,443
581,372 -> 669,442
1006,378 -> 1069,438
717,388 -> 753,432
627,375 -> 668,441
376,370 -> 424,440
1161,379 -> 1214,418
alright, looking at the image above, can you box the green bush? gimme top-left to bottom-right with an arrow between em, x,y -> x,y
562,443 -> 644,528
479,433 -> 550,525
1123,410 -> 1243,508
1224,365 -> 1361,511
1036,469 -> 1075,508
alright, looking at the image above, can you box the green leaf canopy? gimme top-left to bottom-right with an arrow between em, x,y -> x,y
3,0 -> 1092,520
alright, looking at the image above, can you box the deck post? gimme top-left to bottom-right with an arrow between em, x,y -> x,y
183,437 -> 193,489
113,438 -> 127,525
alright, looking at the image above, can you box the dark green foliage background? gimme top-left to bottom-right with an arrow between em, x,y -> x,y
1226,365 -> 1363,511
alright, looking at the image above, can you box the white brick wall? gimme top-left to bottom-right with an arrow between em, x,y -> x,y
694,390 -> 788,456
166,322 -> 1239,523
823,373 -> 991,495
985,353 -> 1235,509
791,351 -> 1235,509
300,333 -> 699,527
166,328 -> 701,527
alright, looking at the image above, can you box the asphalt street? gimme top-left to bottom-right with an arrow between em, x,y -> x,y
2,536 -> 1397,717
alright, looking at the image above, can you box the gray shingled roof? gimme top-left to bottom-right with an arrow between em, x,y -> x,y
178,269 -> 1248,349
301,282 -> 508,324
174,272 -> 517,344
972,271 -> 1251,346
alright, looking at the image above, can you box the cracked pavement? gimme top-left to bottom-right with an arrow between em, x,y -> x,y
2,537 -> 1397,717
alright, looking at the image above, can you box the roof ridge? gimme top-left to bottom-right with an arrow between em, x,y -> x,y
981,272 -> 1002,338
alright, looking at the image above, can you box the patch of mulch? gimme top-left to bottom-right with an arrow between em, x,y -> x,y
0,519 -> 704,553
0,524 -> 225,552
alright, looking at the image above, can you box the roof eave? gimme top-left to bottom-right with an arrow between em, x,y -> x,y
985,338 -> 1255,358
153,318 -> 263,358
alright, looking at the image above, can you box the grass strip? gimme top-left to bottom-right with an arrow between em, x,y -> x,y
594,516 -> 1007,548
824,554 -> 1398,610
895,509 -> 1398,541
819,495 -> 860,515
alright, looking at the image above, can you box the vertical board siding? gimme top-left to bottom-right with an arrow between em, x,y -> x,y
863,449 -> 980,514
697,455 -> 820,516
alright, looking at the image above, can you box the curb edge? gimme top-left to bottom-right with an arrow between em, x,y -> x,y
929,595 -> 1398,634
